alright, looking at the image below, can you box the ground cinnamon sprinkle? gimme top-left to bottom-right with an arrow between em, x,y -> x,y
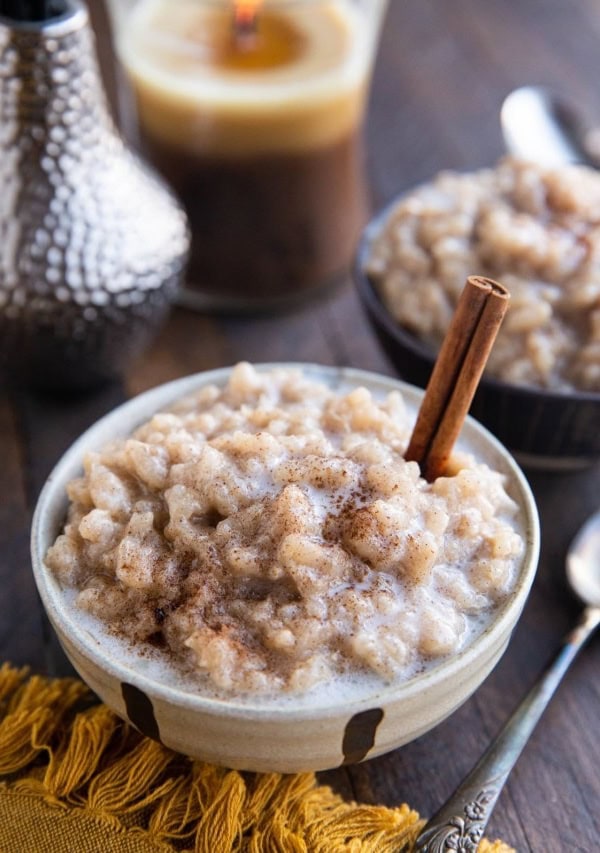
46,363 -> 525,701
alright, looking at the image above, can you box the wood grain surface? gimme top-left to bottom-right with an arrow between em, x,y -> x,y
2,1 -> 599,850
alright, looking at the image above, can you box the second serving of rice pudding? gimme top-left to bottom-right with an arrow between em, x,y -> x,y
367,157 -> 600,392
47,364 -> 525,700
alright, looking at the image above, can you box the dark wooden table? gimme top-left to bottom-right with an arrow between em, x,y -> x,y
2,1 -> 600,850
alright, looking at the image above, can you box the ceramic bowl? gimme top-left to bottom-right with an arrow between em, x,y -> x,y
31,364 -> 540,773
355,202 -> 600,471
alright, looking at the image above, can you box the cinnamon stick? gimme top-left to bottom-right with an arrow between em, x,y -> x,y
405,276 -> 509,481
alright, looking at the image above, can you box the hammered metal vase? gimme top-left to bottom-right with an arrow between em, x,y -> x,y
0,0 -> 189,391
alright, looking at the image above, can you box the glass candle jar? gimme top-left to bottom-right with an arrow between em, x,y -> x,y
106,0 -> 388,312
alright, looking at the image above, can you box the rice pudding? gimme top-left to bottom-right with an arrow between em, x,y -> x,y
46,363 -> 525,700
367,157 -> 600,392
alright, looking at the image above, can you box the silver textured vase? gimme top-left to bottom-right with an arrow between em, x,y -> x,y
0,0 -> 189,391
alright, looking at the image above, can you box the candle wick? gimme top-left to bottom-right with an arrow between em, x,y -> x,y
232,8 -> 259,51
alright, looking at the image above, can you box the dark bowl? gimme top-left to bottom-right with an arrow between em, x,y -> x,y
355,201 -> 600,471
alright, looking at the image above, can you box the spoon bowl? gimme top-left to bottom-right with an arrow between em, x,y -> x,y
567,510 -> 600,607
501,85 -> 600,168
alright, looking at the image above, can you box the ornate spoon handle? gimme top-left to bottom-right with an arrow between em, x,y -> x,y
411,606 -> 600,852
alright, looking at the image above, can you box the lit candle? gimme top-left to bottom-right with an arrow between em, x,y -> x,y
232,0 -> 260,49
111,0 -> 387,310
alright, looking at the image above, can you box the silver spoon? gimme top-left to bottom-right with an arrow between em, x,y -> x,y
411,510 -> 600,852
500,85 -> 600,168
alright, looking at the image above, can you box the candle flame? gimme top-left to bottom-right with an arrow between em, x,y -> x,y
233,0 -> 263,34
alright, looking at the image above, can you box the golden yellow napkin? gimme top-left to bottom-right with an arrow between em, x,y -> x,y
0,664 -> 514,852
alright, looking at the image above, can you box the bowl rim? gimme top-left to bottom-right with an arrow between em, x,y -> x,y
31,362 -> 540,722
355,195 -> 600,405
